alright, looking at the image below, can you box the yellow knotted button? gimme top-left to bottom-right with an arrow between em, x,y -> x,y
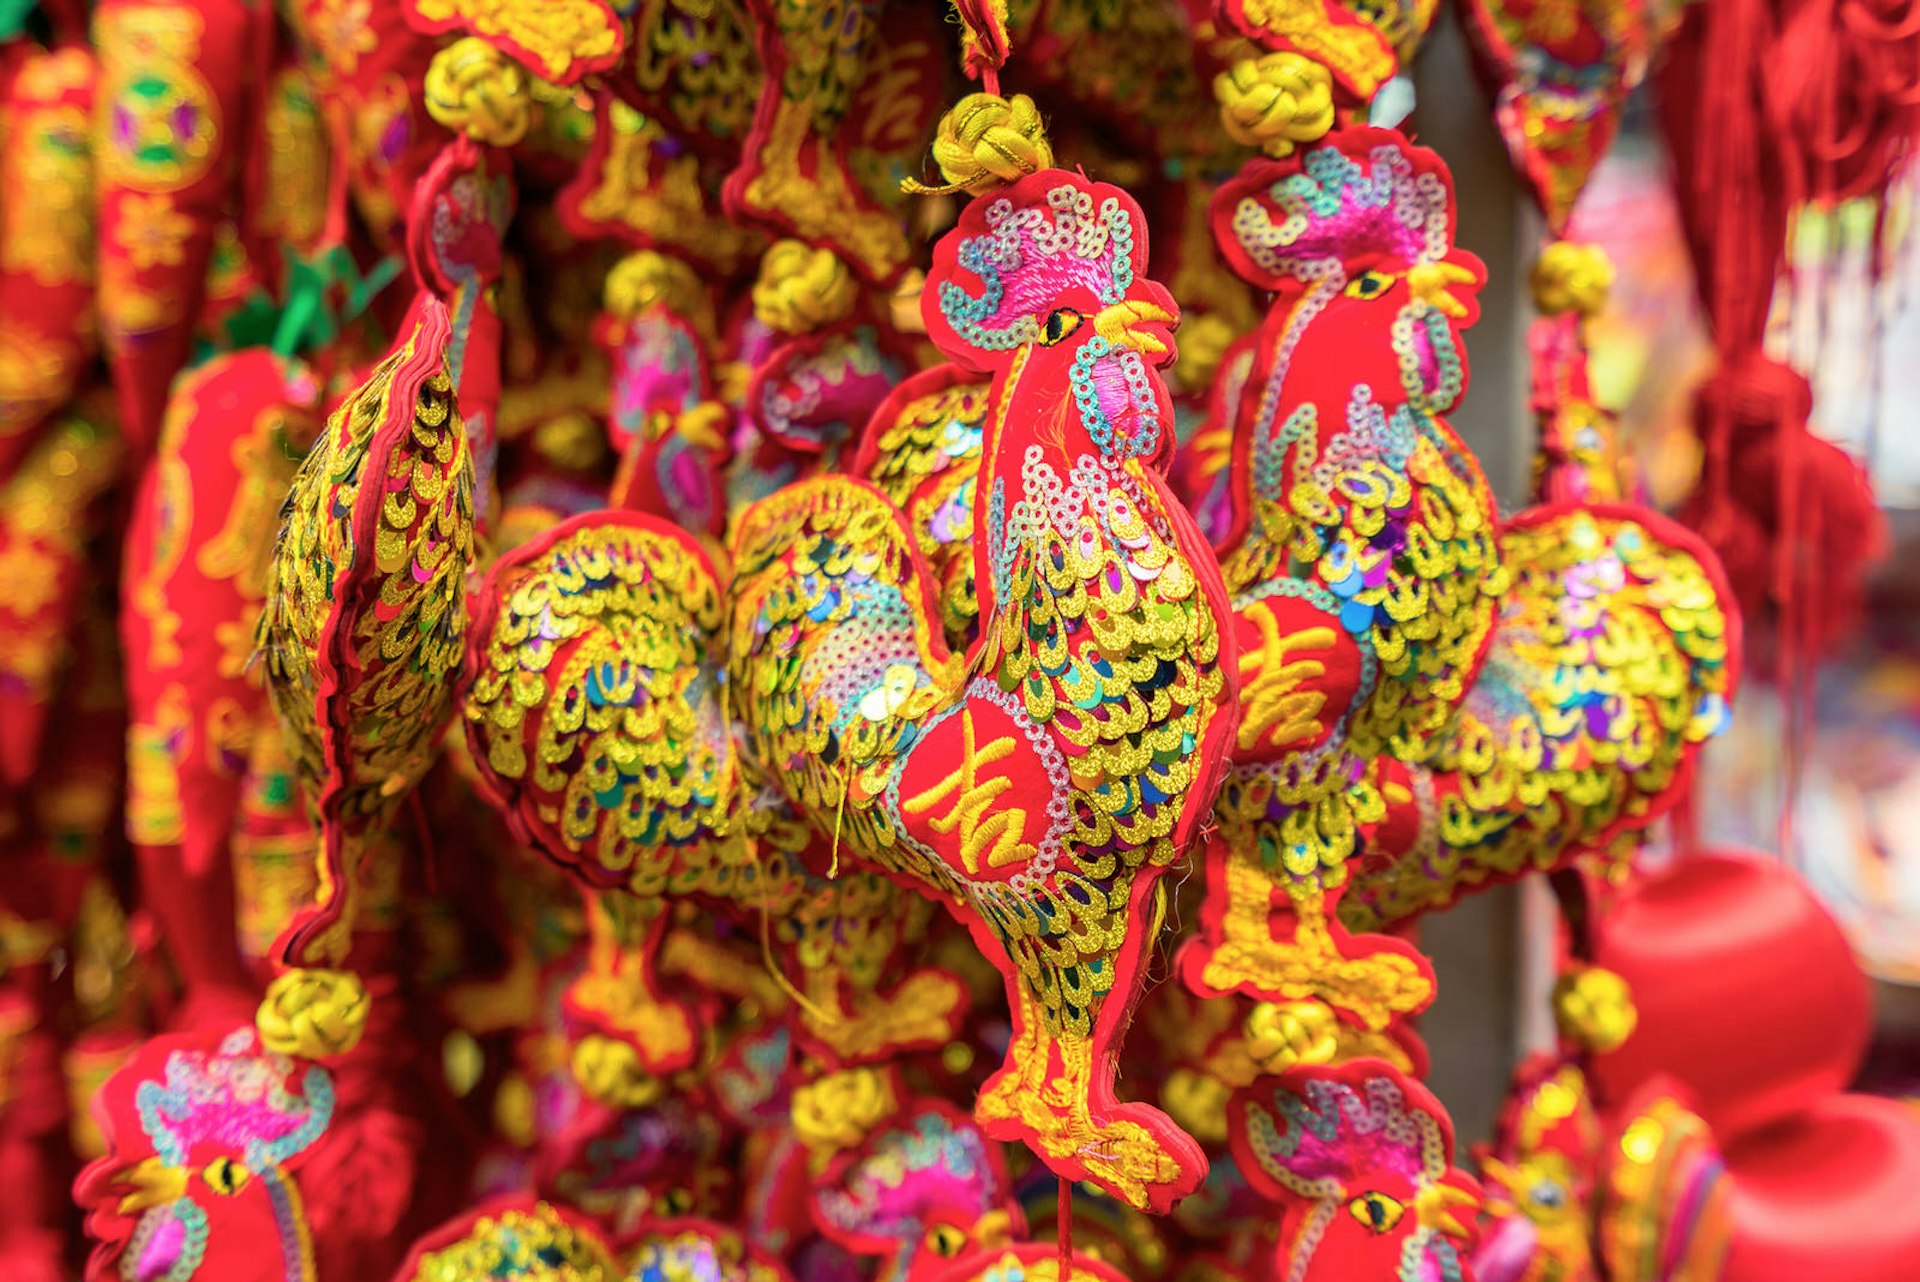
1244,998 -> 1340,1072
424,37 -> 532,148
1531,241 -> 1614,317
902,92 -> 1053,196
257,968 -> 369,1060
751,240 -> 857,336
1214,53 -> 1336,158
1162,1066 -> 1230,1145
570,1034 -> 666,1109
791,1065 -> 895,1154
1553,964 -> 1637,1052
604,250 -> 705,325
1173,312 -> 1237,396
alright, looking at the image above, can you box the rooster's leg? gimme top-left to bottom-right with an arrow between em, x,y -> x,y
1198,840 -> 1434,1031
973,900 -> 1207,1215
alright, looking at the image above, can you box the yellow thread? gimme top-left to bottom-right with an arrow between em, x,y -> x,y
828,761 -> 851,881
901,92 -> 1053,196
745,841 -> 840,1028
1213,53 -> 1336,158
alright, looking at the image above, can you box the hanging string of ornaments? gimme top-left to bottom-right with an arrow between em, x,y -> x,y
0,0 -> 1915,1279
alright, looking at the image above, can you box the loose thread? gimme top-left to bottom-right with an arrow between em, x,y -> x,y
828,761 -> 852,880
747,842 -> 840,1028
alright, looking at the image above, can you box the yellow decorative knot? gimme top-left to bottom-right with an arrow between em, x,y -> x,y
1161,1067 -> 1230,1145
424,37 -> 532,148
570,1034 -> 666,1109
1553,965 -> 1636,1053
902,92 -> 1053,196
256,968 -> 369,1060
751,240 -> 857,336
604,250 -> 706,326
791,1066 -> 895,1155
1214,53 -> 1336,158
1531,241 -> 1614,317
1243,998 -> 1340,1072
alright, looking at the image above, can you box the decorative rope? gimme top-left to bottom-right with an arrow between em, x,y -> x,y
1242,998 -> 1339,1071
1552,965 -> 1637,1053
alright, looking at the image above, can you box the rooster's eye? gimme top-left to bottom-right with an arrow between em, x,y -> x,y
202,1156 -> 251,1196
1343,270 -> 1395,299
924,1224 -> 969,1257
1040,308 -> 1084,345
1346,1191 -> 1405,1233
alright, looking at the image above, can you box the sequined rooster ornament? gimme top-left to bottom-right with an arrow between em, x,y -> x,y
727,158 -> 1239,1212
75,1026 -> 336,1282
1180,126 -> 1500,1050
256,299 -> 475,1058
1229,1060 -> 1480,1282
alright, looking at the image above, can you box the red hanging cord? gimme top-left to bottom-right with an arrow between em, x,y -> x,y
1056,1175 -> 1073,1274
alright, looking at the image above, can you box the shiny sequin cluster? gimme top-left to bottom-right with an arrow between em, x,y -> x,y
465,514 -> 737,897
857,371 -> 990,649
1343,507 -> 1735,929
415,1204 -> 620,1280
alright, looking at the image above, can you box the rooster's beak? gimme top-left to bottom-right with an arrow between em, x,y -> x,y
1414,1180 -> 1479,1239
116,1157 -> 190,1215
1407,261 -> 1477,320
1093,300 -> 1175,358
